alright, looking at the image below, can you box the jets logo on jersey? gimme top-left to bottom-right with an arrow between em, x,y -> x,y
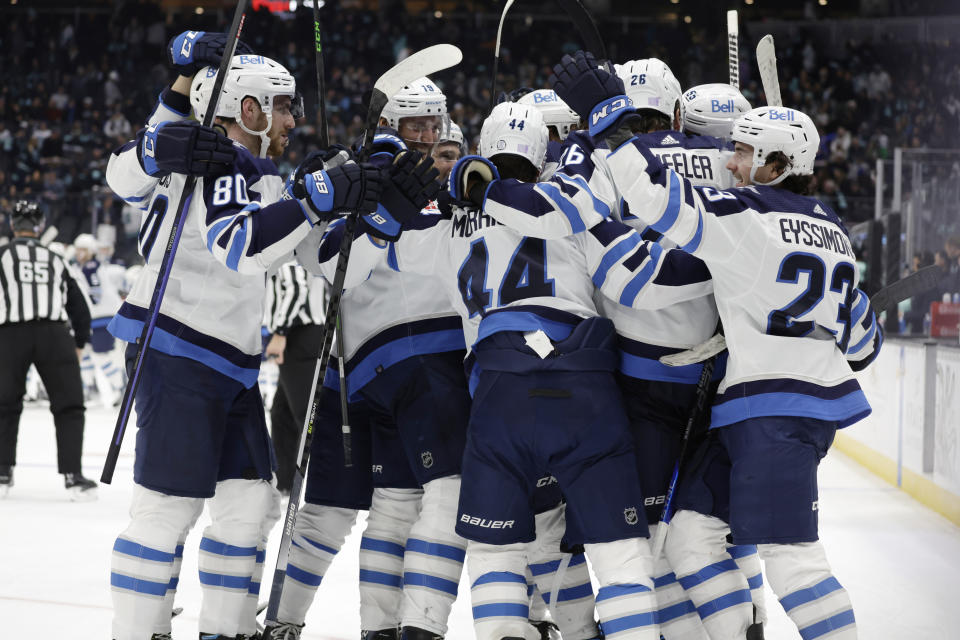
624,507 -> 639,525
660,134 -> 680,145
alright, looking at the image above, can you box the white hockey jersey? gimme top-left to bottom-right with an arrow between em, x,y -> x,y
78,258 -> 125,322
105,88 -> 318,387
606,137 -> 882,428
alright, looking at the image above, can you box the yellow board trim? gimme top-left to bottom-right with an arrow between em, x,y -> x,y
833,432 -> 960,527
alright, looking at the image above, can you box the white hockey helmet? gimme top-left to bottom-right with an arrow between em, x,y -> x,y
615,58 -> 682,121
381,76 -> 447,131
731,106 -> 820,185
517,89 -> 580,139
74,233 -> 98,252
190,55 -> 301,157
439,121 -> 467,155
479,102 -> 549,173
680,83 -> 751,140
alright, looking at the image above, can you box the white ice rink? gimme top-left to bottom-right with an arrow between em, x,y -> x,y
2,404 -> 959,639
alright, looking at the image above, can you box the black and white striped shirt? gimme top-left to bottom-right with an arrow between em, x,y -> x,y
0,237 -> 91,346
265,261 -> 326,335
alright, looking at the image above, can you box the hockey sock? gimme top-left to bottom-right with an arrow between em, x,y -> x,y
239,490 -> 282,636
647,525 -> 708,640
278,504 -> 358,625
759,542 -> 856,639
526,504 -> 597,640
360,487 -> 422,631
728,544 -> 767,625
152,538 -> 187,636
664,511 -> 753,639
468,541 -> 531,640
526,570 -> 546,622
401,476 -> 467,635
586,538 -> 660,640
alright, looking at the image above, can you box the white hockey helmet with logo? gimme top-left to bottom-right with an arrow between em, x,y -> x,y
517,89 -> 580,139
480,102 -> 549,173
439,121 -> 467,155
615,58 -> 682,120
731,106 -> 820,185
190,54 -> 302,157
681,83 -> 751,140
381,76 -> 448,130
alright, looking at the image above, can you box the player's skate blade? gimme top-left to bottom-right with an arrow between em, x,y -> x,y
64,472 -> 98,501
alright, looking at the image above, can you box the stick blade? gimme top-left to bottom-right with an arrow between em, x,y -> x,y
871,264 -> 944,311
727,10 -> 739,35
660,333 -> 727,366
756,35 -> 783,107
373,44 -> 463,99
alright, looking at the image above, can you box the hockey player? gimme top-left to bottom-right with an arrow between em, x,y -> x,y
105,31 -> 386,640
432,121 -> 466,182
517,89 -> 580,179
551,50 -> 881,640
266,81 -> 467,640
338,101 -> 720,640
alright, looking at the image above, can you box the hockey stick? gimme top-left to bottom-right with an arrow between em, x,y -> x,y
490,0 -> 517,111
101,0 -> 249,484
556,0 -> 607,61
727,10 -> 739,89
650,355 -> 717,558
308,0 -> 352,465
756,35 -> 782,107
661,267 -> 941,367
263,43 -> 464,629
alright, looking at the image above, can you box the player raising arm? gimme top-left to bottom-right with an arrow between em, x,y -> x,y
551,50 -> 880,640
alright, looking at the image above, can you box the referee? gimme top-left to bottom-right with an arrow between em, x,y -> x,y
265,260 -> 327,492
0,200 -> 98,500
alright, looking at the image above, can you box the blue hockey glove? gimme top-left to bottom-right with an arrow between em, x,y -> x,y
550,50 -> 637,138
139,120 -> 236,177
167,30 -> 255,76
285,144 -> 355,195
292,163 -> 383,224
365,151 -> 442,240
449,155 -> 500,207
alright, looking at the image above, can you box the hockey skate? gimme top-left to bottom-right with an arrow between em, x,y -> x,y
261,622 -> 304,639
150,634 -> 173,640
0,466 -> 12,498
361,629 -> 399,640
400,627 -> 442,640
64,472 -> 98,501
529,620 -> 561,640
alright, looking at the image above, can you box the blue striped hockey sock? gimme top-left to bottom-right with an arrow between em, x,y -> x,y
728,544 -> 767,625
197,533 -> 258,637
468,541 -> 531,640
586,539 -> 659,640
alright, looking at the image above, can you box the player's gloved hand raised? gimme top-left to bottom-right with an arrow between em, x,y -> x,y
291,163 -> 383,224
285,144 -> 355,194
138,120 -> 236,177
167,30 -> 255,76
449,155 -> 500,208
364,151 -> 441,241
550,50 -> 637,139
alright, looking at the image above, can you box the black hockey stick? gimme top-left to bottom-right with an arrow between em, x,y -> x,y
556,0 -> 607,61
263,43 -> 464,629
490,0 -> 518,112
101,0 -> 249,484
308,0 -> 352,465
650,354 -> 717,558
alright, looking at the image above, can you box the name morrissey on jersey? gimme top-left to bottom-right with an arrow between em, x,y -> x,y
778,215 -> 854,257
653,149 -> 715,182
452,208 -> 501,238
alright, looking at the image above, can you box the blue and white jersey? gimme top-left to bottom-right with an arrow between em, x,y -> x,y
484,130 -> 723,384
105,87 -> 317,388
78,257 -> 124,333
606,137 -> 882,428
314,204 -> 466,396
338,204 -> 711,356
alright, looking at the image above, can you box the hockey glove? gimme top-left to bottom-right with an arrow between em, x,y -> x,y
285,144 -> 355,193
366,151 -> 442,241
549,50 -> 637,139
294,163 -> 383,224
449,155 -> 500,208
167,30 -> 255,77
139,120 -> 236,178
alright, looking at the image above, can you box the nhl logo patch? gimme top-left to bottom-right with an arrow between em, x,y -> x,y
624,507 -> 639,525
421,451 -> 434,469
496,139 -> 507,150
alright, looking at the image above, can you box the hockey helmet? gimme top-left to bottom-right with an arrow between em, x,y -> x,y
681,83 -> 751,140
517,89 -> 580,139
190,55 -> 303,157
439,121 -> 467,156
731,106 -> 819,185
479,102 -> 549,175
11,200 -> 44,233
615,58 -> 682,121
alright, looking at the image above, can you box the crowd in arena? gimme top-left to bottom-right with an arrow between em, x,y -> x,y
1,2 -> 958,259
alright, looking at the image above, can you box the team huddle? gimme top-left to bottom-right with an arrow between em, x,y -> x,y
104,27 -> 881,640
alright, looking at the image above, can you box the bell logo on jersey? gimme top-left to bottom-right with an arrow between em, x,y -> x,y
460,514 -> 515,529
624,506 -> 639,525
711,99 -> 735,113
768,109 -> 796,121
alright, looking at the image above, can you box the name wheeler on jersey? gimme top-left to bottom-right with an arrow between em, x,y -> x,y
105,87 -> 316,387
606,138 -> 881,428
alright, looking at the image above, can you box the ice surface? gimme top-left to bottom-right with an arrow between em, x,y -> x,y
2,404 -> 959,638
